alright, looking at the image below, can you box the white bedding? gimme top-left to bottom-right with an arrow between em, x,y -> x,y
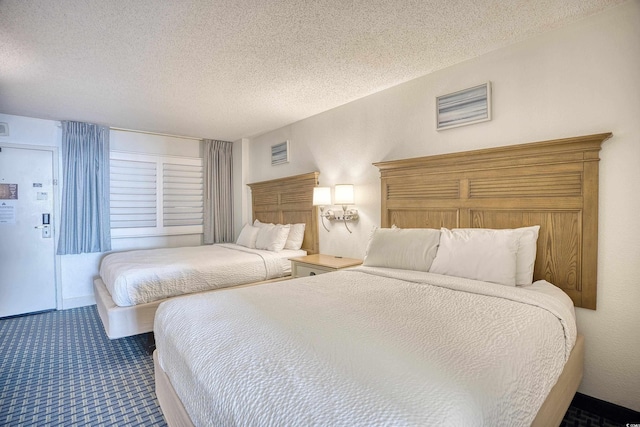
154,266 -> 577,427
99,243 -> 306,307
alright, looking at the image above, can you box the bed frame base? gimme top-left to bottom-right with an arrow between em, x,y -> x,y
94,276 -> 291,340
532,334 -> 585,426
154,351 -> 196,427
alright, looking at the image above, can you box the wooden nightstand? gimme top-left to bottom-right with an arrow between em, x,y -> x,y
289,254 -> 363,278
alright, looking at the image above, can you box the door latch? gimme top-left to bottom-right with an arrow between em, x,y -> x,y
34,225 -> 51,238
35,213 -> 52,238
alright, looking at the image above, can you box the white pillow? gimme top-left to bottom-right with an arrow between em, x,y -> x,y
236,224 -> 259,248
363,227 -> 441,272
513,225 -> 540,286
364,225 -> 380,257
255,223 -> 291,252
455,225 -> 540,285
429,228 -> 519,286
284,223 -> 306,250
253,219 -> 269,228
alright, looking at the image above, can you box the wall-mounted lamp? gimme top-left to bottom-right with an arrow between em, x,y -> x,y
312,184 -> 359,233
312,186 -> 333,232
333,184 -> 359,233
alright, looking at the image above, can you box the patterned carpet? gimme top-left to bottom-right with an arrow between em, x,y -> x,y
0,306 -> 165,427
0,306 -> 627,426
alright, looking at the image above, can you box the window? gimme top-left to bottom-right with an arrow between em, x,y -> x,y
110,151 -> 203,237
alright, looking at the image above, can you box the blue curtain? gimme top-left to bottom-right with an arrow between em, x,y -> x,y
57,121 -> 111,255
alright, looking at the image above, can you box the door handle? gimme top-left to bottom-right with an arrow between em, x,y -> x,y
34,225 -> 46,229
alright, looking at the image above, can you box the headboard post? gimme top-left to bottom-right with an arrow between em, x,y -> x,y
374,133 -> 612,309
247,172 -> 320,254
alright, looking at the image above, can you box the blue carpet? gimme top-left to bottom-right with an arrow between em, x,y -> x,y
0,306 -> 165,427
0,306 -> 627,426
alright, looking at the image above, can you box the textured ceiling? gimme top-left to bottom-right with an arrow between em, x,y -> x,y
0,0 -> 625,141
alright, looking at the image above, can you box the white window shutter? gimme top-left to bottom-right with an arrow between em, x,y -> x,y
110,159 -> 157,228
162,163 -> 204,227
110,152 -> 204,237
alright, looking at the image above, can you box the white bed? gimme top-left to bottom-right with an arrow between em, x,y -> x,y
100,243 -> 304,307
152,135 -> 611,426
154,266 -> 578,426
95,171 -> 321,340
95,244 -> 305,339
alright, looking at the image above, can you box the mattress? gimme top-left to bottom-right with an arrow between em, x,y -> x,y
154,266 -> 577,426
99,243 -> 306,306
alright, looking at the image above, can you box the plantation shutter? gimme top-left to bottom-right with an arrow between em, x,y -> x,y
163,162 -> 204,227
109,152 -> 204,236
110,159 -> 157,229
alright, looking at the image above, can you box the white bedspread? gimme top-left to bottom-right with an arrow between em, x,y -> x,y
99,243 -> 305,307
154,266 -> 577,427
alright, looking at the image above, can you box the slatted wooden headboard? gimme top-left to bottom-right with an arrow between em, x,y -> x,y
374,133 -> 611,309
248,172 -> 320,255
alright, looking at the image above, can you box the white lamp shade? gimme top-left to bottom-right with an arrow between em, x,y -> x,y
334,184 -> 354,205
312,187 -> 332,206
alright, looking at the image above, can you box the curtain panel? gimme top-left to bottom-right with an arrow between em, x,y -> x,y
57,121 -> 111,255
203,139 -> 233,244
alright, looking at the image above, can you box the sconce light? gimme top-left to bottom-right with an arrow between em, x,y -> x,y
313,184 -> 359,233
333,184 -> 359,233
312,186 -> 333,232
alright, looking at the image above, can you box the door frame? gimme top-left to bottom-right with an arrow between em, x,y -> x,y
0,142 -> 62,311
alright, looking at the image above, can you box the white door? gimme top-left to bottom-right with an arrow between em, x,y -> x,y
0,145 -> 57,318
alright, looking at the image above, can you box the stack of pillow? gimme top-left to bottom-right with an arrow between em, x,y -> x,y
363,225 -> 540,287
236,220 -> 306,252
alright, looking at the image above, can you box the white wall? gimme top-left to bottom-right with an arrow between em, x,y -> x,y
232,138 -> 251,238
246,1 -> 640,411
0,113 -> 203,308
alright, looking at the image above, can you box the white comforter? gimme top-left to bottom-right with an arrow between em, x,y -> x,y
155,266 -> 577,427
100,243 -> 305,307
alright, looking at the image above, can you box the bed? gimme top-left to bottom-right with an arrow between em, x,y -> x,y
95,172 -> 320,339
153,133 -> 611,426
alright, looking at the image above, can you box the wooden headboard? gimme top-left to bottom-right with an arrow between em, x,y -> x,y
248,172 -> 320,255
374,133 -> 611,309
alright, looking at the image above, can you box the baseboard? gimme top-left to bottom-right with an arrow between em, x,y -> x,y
571,392 -> 640,423
0,309 -> 55,320
62,295 -> 96,310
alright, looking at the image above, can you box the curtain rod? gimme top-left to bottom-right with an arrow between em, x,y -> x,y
56,121 -> 204,141
110,127 -> 202,141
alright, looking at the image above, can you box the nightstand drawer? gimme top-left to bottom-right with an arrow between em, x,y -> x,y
293,264 -> 333,277
289,254 -> 363,278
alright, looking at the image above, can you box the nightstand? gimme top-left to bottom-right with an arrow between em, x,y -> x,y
289,254 -> 363,278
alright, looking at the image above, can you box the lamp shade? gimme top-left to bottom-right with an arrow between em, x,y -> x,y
334,184 -> 354,205
312,187 -> 331,206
